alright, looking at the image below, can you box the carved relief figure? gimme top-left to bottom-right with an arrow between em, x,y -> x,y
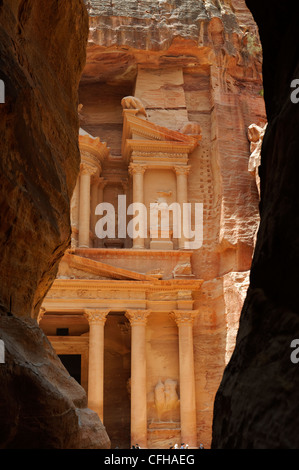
154,379 -> 179,420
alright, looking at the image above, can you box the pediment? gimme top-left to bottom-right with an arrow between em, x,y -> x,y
60,253 -> 157,282
122,111 -> 200,162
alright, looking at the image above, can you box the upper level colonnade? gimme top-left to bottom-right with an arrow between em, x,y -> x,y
71,98 -> 201,251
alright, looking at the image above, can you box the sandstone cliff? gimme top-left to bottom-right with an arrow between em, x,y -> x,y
212,0 -> 299,448
0,0 -> 109,448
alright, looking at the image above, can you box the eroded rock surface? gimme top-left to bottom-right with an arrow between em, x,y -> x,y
0,0 -> 109,448
0,313 -> 109,449
0,0 -> 87,318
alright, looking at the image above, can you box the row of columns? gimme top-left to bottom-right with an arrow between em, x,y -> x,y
83,308 -> 198,448
129,163 -> 191,250
73,161 -> 190,250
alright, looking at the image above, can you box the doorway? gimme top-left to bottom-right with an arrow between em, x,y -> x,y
104,312 -> 131,449
59,354 -> 82,385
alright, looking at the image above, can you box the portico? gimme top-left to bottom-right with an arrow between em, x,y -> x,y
40,251 -> 202,448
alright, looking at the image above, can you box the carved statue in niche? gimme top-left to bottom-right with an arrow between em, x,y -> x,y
248,123 -> 267,198
154,379 -> 179,421
150,190 -> 174,244
121,96 -> 147,118
155,190 -> 173,204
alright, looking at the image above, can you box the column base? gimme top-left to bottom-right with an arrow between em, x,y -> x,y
150,240 -> 173,250
132,243 -> 145,250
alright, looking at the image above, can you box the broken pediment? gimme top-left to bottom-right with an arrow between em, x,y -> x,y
121,100 -> 200,164
59,252 -> 158,282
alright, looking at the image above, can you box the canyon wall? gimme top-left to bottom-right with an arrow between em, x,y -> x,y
81,0 -> 266,447
212,0 -> 299,448
0,0 -> 109,448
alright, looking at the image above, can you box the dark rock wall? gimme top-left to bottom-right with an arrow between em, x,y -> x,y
0,0 -> 87,318
212,0 -> 299,448
0,0 -> 110,448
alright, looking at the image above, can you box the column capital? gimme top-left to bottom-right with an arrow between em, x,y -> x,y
125,309 -> 151,326
129,163 -> 147,176
84,309 -> 110,325
80,162 -> 98,177
170,310 -> 199,326
174,165 -> 191,176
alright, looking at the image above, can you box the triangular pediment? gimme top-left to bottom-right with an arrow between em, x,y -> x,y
122,111 -> 200,162
61,253 -> 158,282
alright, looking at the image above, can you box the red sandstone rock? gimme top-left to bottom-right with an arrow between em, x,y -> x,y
0,0 -> 110,449
0,0 -> 87,318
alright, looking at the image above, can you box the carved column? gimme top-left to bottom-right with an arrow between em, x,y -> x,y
174,166 -> 191,250
71,177 -> 80,240
96,178 -> 107,248
90,175 -> 100,247
79,163 -> 96,248
125,309 -> 151,448
84,309 -> 110,422
129,164 -> 147,249
171,310 -> 198,447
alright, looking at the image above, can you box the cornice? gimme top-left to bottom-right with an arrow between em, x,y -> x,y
68,248 -> 194,258
124,140 -> 197,163
47,278 -> 203,292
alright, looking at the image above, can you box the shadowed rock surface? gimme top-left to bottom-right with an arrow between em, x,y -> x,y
212,0 -> 299,448
0,313 -> 109,449
0,0 -> 110,448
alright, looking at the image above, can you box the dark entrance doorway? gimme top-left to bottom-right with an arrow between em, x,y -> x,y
59,354 -> 82,385
104,313 -> 131,449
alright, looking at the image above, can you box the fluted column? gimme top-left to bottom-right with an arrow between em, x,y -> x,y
171,310 -> 198,447
125,309 -> 151,448
174,166 -> 191,250
79,163 -> 97,248
129,164 -> 146,249
84,309 -> 110,422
